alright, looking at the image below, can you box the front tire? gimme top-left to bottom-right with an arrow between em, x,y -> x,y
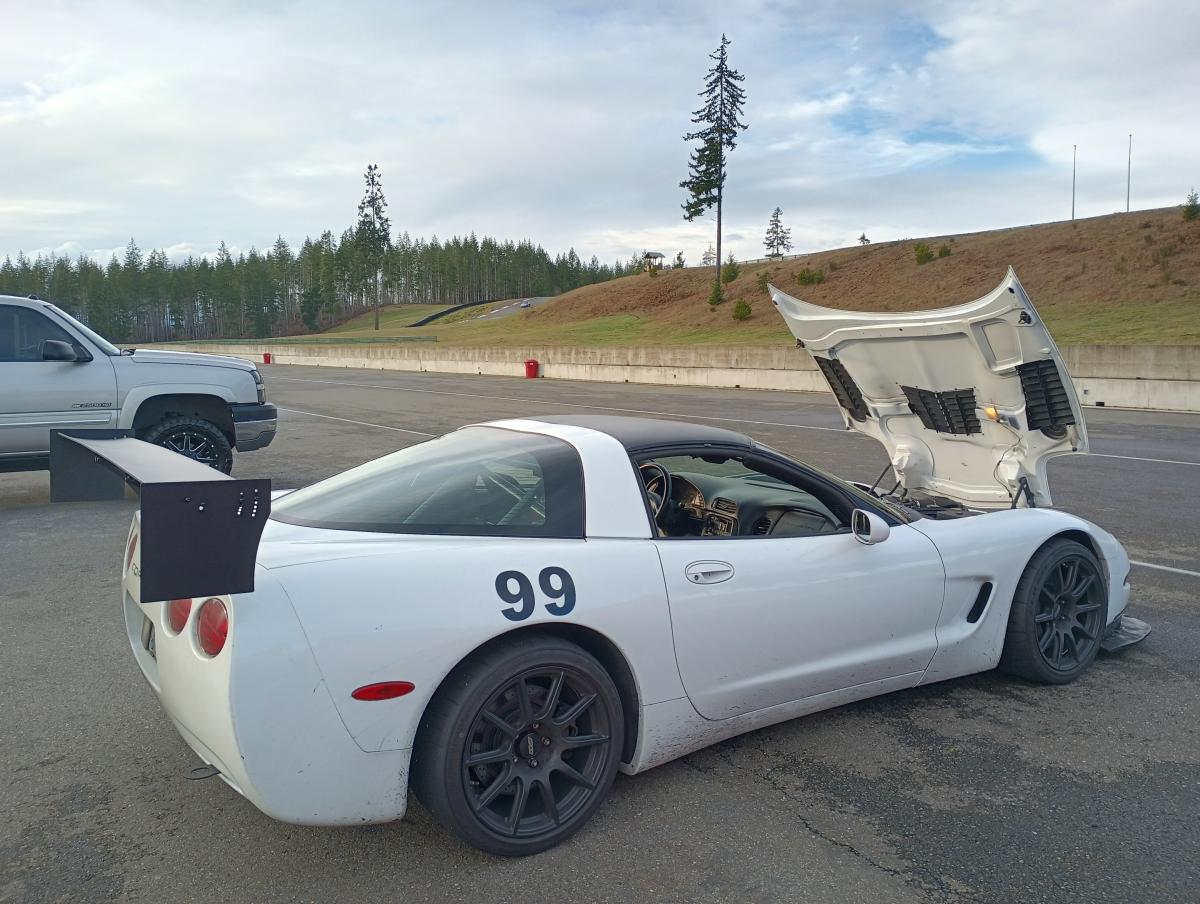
1000,538 -> 1107,684
412,636 -> 623,856
141,415 -> 233,474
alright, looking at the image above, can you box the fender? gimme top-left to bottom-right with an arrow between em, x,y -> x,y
118,382 -> 239,430
910,508 -> 1129,683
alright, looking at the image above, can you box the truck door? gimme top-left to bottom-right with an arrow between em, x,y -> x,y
0,303 -> 118,462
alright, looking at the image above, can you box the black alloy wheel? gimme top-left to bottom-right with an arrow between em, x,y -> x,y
463,666 -> 613,839
413,637 -> 623,856
141,415 -> 233,474
1033,555 -> 1105,672
1001,538 -> 1107,684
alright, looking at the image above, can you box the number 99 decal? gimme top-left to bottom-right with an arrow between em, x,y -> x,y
495,567 -> 576,621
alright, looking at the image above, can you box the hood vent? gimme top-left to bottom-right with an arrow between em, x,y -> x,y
901,386 -> 982,436
1017,359 -> 1076,433
814,357 -> 869,422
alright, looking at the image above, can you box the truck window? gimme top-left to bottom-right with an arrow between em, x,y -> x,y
0,305 -> 75,362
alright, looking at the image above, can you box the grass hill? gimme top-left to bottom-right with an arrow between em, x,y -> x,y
323,303 -> 455,334
316,207 -> 1200,346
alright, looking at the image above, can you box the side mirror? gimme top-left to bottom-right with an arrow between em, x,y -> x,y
41,339 -> 79,362
851,508 -> 891,545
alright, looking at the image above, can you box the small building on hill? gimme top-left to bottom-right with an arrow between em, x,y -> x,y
642,251 -> 665,272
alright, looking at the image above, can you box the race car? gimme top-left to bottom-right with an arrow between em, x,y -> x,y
63,269 -> 1146,856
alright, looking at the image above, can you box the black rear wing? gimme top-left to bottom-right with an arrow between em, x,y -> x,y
50,430 -> 271,603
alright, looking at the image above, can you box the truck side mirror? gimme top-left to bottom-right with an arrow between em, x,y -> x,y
41,339 -> 79,362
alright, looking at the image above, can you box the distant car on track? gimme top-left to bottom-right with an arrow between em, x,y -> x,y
519,301 -> 532,309
86,270 -> 1146,855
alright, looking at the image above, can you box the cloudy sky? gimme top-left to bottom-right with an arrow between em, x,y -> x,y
2,0 -> 1198,267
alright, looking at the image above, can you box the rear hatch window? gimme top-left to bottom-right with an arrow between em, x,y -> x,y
271,426 -> 584,538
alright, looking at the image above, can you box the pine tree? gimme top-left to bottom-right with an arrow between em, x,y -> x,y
680,34 -> 748,292
859,232 -> 870,245
1184,188 -> 1200,221
701,243 -> 716,266
763,207 -> 792,258
356,164 -> 391,330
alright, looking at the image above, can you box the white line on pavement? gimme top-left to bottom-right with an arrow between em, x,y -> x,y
278,403 -> 1200,578
276,406 -> 434,437
1130,560 -> 1200,578
270,376 -> 850,433
271,375 -> 1200,462
1089,453 -> 1200,468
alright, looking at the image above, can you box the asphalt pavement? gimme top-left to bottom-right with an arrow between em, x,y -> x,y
2,364 -> 1198,903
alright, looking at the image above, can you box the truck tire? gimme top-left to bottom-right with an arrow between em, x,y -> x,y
141,415 -> 234,474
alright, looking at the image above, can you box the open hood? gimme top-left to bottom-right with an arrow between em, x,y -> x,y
769,268 -> 1088,509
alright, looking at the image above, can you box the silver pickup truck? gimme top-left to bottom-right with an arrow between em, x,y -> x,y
0,294 -> 276,474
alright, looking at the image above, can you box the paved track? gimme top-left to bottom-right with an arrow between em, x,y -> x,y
473,296 -> 552,320
2,365 -> 1198,903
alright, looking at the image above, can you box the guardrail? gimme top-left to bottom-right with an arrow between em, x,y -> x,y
152,335 -> 439,345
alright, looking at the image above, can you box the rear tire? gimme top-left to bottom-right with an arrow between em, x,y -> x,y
412,635 -> 623,856
141,415 -> 233,474
1000,538 -> 1106,684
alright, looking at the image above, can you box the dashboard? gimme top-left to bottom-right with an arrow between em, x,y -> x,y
666,471 -> 843,538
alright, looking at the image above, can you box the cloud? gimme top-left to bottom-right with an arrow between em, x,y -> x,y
2,0 -> 1198,270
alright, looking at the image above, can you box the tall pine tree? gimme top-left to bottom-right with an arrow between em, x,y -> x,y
681,34 -> 748,290
356,164 -> 391,330
763,207 -> 792,258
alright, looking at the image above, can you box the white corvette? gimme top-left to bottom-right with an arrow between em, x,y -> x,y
61,270 -> 1146,855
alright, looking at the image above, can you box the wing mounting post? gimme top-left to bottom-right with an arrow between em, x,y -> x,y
49,429 -> 272,602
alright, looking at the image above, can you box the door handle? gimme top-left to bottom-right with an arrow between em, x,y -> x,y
685,561 -> 735,584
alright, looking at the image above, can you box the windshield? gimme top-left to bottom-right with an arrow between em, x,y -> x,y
45,304 -> 121,356
272,426 -> 586,537
753,443 -> 915,523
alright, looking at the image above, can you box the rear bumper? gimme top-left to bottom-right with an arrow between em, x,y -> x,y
231,403 -> 277,451
122,562 -> 410,826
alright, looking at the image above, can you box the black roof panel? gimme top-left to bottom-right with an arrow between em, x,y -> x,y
528,414 -> 752,453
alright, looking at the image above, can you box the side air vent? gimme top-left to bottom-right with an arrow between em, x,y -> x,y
1017,359 -> 1076,434
901,386 -> 982,435
751,516 -> 772,535
711,497 -> 737,515
814,357 -> 869,422
966,581 -> 994,623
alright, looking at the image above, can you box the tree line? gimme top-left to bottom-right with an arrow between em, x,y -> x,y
0,230 -> 636,342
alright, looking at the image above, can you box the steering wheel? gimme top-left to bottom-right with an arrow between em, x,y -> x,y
639,462 -> 672,518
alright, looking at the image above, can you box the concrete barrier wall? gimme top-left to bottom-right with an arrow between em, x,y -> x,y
146,341 -> 1200,413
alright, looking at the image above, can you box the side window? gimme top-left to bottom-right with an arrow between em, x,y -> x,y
0,305 -> 74,363
636,451 -> 852,539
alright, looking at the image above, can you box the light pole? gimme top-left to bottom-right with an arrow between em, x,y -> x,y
1126,134 -> 1132,213
1071,144 -> 1077,220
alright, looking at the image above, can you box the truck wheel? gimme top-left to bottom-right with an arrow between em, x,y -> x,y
412,636 -> 623,856
141,416 -> 233,474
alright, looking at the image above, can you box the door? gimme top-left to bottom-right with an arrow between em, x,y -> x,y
0,304 -> 117,457
642,450 -> 946,721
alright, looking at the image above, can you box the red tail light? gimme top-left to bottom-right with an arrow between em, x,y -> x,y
125,533 -> 138,569
196,598 -> 229,656
167,598 -> 192,633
